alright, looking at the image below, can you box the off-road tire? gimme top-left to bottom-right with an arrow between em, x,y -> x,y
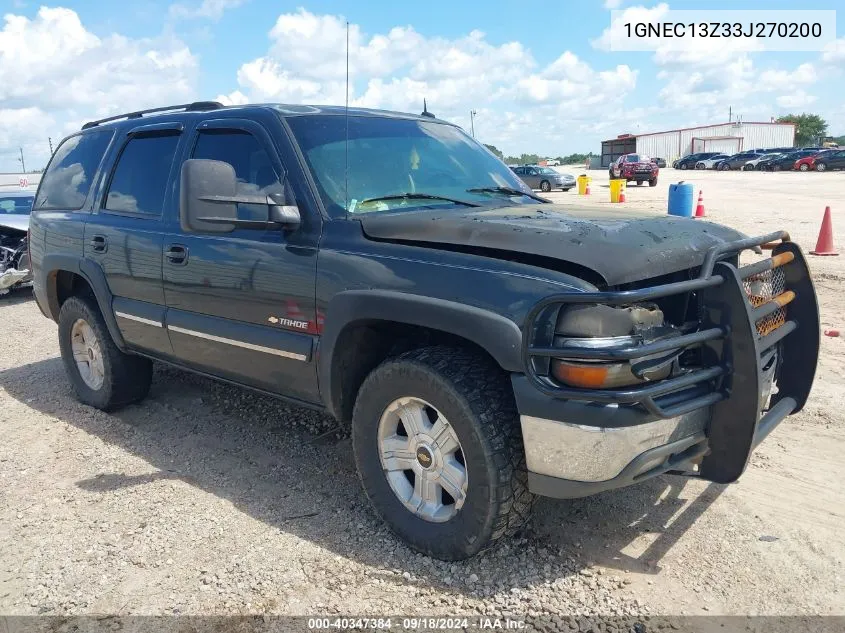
352,346 -> 534,560
540,180 -> 551,192
58,295 -> 152,411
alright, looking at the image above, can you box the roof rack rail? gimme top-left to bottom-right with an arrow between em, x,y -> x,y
81,101 -> 225,130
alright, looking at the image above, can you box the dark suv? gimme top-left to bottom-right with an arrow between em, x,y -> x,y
29,102 -> 820,560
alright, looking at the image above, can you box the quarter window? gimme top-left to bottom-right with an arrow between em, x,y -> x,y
34,130 -> 113,211
105,134 -> 180,216
191,129 -> 284,221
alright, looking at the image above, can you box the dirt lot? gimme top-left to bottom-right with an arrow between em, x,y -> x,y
1,169 -> 843,619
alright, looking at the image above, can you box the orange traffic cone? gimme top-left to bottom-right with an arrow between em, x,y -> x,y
694,190 -> 706,217
618,190 -> 626,203
810,206 -> 838,256
585,183 -> 591,195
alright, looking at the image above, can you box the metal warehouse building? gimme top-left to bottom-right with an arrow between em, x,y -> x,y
600,121 -> 796,167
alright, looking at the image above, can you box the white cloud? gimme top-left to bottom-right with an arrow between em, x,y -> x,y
776,91 -> 817,109
821,38 -> 845,65
169,0 -> 245,21
0,7 -> 198,170
221,9 -> 637,154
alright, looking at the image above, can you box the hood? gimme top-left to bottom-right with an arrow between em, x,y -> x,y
359,205 -> 745,286
0,215 -> 29,233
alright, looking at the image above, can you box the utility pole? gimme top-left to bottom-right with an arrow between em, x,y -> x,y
728,106 -> 732,123
49,137 -> 54,155
17,147 -> 26,174
470,110 -> 477,138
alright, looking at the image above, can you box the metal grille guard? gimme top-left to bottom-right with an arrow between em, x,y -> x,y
522,230 -> 820,483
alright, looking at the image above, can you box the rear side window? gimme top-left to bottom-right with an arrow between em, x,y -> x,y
104,134 -> 180,216
34,130 -> 112,210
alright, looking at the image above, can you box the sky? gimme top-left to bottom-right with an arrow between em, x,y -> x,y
1,0 -> 843,171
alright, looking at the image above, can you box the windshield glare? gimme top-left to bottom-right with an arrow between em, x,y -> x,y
0,195 -> 34,215
287,115 -> 537,216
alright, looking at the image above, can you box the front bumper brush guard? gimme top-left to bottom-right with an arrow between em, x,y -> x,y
523,231 -> 820,484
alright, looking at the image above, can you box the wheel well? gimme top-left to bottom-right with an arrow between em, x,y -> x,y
329,320 -> 503,424
49,270 -> 94,318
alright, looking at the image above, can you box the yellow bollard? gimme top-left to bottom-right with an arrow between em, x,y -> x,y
609,179 -> 626,203
577,174 -> 592,195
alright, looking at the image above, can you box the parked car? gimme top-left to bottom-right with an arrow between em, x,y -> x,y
743,153 -> 784,171
812,148 -> 845,172
794,150 -> 834,171
758,149 -> 820,171
544,159 -> 560,166
0,189 -> 35,296
694,154 -> 731,170
715,151 -> 765,171
675,152 -> 722,170
650,157 -> 666,168
28,100 -> 819,560
609,153 -> 659,186
512,165 -> 575,191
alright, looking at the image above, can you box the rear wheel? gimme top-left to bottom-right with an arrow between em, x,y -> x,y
680,163 -> 688,170
717,162 -> 729,171
636,181 -> 643,186
799,163 -> 810,172
743,164 -> 755,171
540,180 -> 551,192
816,162 -> 827,172
695,163 -> 705,170
649,177 -> 658,187
773,164 -> 782,172
58,295 -> 152,410
352,347 -> 533,560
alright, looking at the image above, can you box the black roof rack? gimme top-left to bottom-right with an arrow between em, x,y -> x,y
81,101 -> 225,130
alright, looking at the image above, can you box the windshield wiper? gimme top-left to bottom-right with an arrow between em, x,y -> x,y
466,186 -> 551,203
361,192 -> 481,207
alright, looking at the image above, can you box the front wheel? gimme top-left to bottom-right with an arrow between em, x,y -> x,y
743,164 -> 755,171
680,163 -> 688,170
649,177 -> 658,187
799,163 -> 810,172
539,180 -> 551,192
772,164 -> 782,172
816,162 -> 827,172
562,188 -> 572,192
58,295 -> 152,410
352,347 -> 533,560
717,163 -> 729,171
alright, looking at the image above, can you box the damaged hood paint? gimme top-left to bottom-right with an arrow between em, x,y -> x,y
359,204 -> 746,286
0,216 -> 30,233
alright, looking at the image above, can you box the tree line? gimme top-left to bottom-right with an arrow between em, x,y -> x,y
483,145 -> 595,165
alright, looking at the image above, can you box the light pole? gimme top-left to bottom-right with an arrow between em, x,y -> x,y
470,110 -> 477,138
17,147 -> 26,174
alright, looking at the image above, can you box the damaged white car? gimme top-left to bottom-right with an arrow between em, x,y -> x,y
0,191 -> 34,297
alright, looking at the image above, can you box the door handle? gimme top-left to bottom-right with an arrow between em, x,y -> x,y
89,235 -> 108,253
165,244 -> 189,265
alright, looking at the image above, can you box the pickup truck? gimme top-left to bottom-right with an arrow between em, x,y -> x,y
29,101 -> 819,560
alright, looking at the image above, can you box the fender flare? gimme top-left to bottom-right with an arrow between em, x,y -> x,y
40,254 -> 126,350
318,290 -> 523,419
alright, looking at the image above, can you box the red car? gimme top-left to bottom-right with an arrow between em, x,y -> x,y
609,153 -> 659,186
794,150 -> 833,172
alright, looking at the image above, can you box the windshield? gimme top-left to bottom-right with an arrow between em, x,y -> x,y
287,115 -> 537,216
624,154 -> 646,163
0,195 -> 34,215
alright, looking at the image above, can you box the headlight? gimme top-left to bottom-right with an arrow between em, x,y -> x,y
549,303 -> 679,389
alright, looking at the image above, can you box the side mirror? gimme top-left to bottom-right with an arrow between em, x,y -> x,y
180,159 -> 301,233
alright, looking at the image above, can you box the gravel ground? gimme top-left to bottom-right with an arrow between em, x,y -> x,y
1,169 -> 843,620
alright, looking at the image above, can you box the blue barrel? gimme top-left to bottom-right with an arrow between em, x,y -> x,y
668,182 -> 694,217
